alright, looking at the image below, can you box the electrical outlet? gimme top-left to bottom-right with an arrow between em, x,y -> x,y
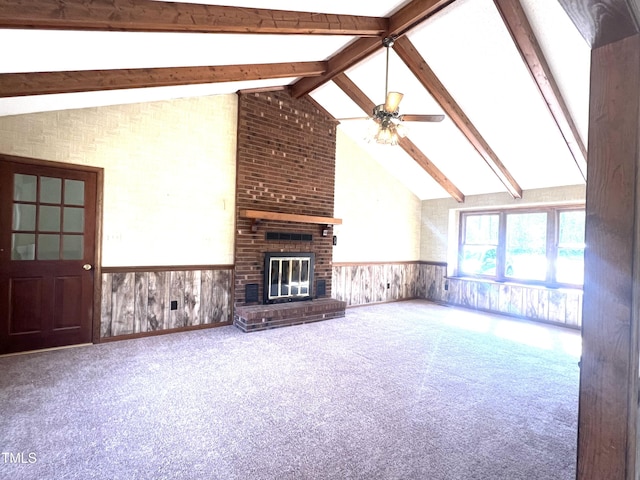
444,281 -> 449,291
170,300 -> 178,310
386,283 -> 390,289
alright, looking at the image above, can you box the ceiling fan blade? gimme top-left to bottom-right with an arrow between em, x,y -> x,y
399,114 -> 445,122
335,116 -> 371,121
384,92 -> 404,113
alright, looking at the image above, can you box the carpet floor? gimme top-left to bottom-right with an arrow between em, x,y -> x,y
0,300 -> 580,480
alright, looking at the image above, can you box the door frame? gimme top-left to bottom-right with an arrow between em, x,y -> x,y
1,153 -> 104,344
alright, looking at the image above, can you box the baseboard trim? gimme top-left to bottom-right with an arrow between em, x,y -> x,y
99,321 -> 232,343
0,343 -> 93,358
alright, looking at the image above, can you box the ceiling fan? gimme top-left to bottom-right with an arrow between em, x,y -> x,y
341,37 -> 445,146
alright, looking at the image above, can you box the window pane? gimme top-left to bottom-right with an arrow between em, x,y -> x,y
12,203 -> 36,231
461,214 -> 499,276
40,177 -> 62,203
464,214 -> 499,244
557,210 -> 585,284
64,179 -> 84,206
37,234 -> 60,260
11,233 -> 35,260
63,207 -> 84,233
14,174 -> 37,202
38,205 -> 61,232
460,245 -> 498,276
62,235 -> 83,260
505,212 -> 547,280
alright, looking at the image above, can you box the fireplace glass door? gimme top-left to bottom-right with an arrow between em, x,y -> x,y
265,253 -> 314,303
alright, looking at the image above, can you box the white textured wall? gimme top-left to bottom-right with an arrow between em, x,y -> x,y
420,184 -> 586,263
0,95 -> 237,266
333,129 -> 421,263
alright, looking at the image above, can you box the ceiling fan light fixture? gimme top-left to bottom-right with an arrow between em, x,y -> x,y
367,121 -> 403,146
375,127 -> 396,145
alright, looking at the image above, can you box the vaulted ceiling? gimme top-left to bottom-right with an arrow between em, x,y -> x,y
0,0 -> 591,201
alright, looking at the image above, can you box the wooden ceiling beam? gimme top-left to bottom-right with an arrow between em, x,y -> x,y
0,62 -> 326,97
291,0 -> 455,98
389,0 -> 456,35
494,0 -> 587,181
393,36 -> 523,199
333,73 -> 465,203
558,0 -> 640,48
291,37 -> 382,98
0,0 -> 387,36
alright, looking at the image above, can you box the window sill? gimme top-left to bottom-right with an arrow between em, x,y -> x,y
445,275 -> 583,292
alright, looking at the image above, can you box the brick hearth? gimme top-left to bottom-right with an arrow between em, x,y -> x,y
234,298 -> 346,332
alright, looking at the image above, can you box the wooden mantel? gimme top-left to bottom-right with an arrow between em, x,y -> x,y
239,209 -> 342,225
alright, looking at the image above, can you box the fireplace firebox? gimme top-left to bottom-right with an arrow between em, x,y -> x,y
264,252 -> 315,304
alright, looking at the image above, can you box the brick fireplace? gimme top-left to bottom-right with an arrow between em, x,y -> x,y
233,90 -> 346,331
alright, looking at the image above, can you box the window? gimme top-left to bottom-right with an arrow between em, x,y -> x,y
458,207 -> 585,286
459,213 -> 499,276
556,210 -> 585,284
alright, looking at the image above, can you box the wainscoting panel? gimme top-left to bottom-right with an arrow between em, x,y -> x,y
420,263 -> 582,328
101,267 -> 233,338
134,272 -> 149,333
111,272 -> 135,336
332,263 -> 427,307
100,273 -> 113,338
147,271 -> 169,331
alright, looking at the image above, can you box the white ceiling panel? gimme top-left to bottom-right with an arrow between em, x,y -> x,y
337,122 -> 450,200
0,30 -> 355,73
407,0 -> 585,191
309,81 -> 368,121
406,120 -> 507,196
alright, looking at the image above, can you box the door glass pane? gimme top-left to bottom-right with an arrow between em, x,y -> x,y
64,179 -> 85,206
40,177 -> 61,203
37,234 -> 60,260
14,174 -> 37,202
505,212 -> 547,280
38,205 -> 61,232
291,261 -> 300,295
11,233 -> 35,260
281,261 -> 290,296
12,204 -> 36,231
301,260 -> 309,294
63,207 -> 84,233
62,235 -> 83,260
269,260 -> 279,298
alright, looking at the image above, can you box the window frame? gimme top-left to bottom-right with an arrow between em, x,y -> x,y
457,205 -> 585,288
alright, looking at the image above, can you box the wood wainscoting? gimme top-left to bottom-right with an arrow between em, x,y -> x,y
100,265 -> 233,340
331,261 -> 428,307
332,261 -> 582,328
422,263 -> 582,328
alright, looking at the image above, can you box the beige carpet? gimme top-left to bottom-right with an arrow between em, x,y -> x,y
0,300 -> 580,480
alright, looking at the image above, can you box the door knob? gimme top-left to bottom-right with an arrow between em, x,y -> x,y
82,264 -> 92,271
